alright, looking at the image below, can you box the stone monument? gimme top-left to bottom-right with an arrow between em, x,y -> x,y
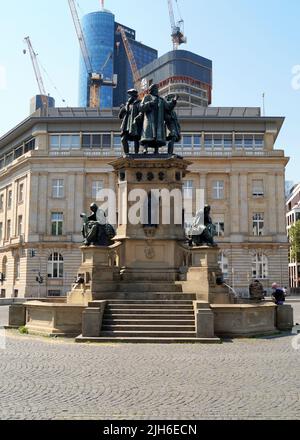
11,84 -> 293,341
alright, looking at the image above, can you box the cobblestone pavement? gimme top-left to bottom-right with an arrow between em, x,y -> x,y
0,304 -> 300,420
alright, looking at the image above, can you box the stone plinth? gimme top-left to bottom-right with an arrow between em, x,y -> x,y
211,303 -> 277,337
178,245 -> 234,304
8,304 -> 26,328
67,243 -> 122,305
276,305 -> 294,331
82,301 -> 107,337
111,156 -> 190,282
25,302 -> 86,336
194,301 -> 216,339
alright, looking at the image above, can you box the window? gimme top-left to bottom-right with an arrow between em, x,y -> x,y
18,184 -> 24,203
15,256 -> 20,280
47,253 -> 64,279
296,212 -> 300,222
114,135 -> 122,148
0,194 -> 3,210
194,135 -> 201,148
49,135 -> 80,150
92,181 -> 104,200
6,220 -> 11,239
252,179 -> 264,197
182,135 -> 192,148
183,180 -> 193,199
48,290 -> 62,297
82,133 -> 111,149
218,252 -> 229,279
2,256 -> 7,281
15,145 -> 23,159
24,138 -> 36,153
51,213 -> 63,236
0,223 -> 2,240
253,213 -> 264,236
212,180 -> 224,199
7,190 -> 12,209
52,179 -> 64,198
252,253 -> 268,279
214,214 -> 225,237
0,290 -> 5,298
5,152 -> 14,166
235,134 -> 265,150
17,216 -> 23,236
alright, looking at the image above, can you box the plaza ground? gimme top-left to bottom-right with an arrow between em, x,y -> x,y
0,303 -> 299,420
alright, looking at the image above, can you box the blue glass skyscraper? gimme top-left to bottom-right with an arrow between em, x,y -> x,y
79,10 -> 115,108
78,10 -> 157,109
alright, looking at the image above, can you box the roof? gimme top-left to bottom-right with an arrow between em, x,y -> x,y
0,106 -> 285,149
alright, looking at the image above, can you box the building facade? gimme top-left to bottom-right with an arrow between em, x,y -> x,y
0,106 -> 289,298
139,50 -> 213,107
286,182 -> 300,289
78,10 -> 158,108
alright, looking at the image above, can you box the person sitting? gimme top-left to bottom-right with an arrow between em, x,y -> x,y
271,283 -> 286,305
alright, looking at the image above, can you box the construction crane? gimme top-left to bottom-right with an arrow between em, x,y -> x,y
168,0 -> 187,50
68,0 -> 117,108
23,36 -> 49,110
116,25 -> 142,93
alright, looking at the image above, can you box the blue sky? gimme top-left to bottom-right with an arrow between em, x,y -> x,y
0,0 -> 299,182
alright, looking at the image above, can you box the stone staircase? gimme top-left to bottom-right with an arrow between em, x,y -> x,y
76,295 -> 220,343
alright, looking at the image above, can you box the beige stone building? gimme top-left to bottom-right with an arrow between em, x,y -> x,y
0,106 -> 289,298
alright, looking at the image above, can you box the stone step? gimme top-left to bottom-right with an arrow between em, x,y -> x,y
114,284 -> 183,292
103,311 -> 195,321
100,330 -> 197,338
93,293 -> 196,300
104,309 -> 195,316
106,304 -> 194,310
106,300 -> 194,305
102,324 -> 196,331
76,336 -> 221,344
103,319 -> 196,325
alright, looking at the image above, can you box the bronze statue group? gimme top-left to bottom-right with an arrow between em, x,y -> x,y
119,84 -> 181,155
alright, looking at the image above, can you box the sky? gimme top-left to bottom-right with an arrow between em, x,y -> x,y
0,0 -> 299,182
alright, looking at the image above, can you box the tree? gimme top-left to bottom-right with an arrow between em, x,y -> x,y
289,220 -> 300,261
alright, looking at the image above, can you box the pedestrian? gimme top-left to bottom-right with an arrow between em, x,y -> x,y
249,279 -> 265,301
271,283 -> 286,305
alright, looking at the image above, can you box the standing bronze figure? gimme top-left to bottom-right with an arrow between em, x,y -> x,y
119,89 -> 142,155
139,84 -> 179,155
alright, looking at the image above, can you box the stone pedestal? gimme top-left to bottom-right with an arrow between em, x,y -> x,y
25,302 -> 85,336
111,156 -> 190,282
276,305 -> 294,331
179,245 -> 234,304
67,243 -> 122,305
8,304 -> 26,327
194,301 -> 216,338
82,301 -> 106,337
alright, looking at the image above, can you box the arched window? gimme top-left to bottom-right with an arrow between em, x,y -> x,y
15,256 -> 20,280
218,252 -> 229,279
47,253 -> 64,279
252,253 -> 268,279
2,256 -> 7,281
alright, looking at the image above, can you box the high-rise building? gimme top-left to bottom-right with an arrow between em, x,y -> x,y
114,23 -> 157,107
78,10 -> 158,108
139,50 -> 213,107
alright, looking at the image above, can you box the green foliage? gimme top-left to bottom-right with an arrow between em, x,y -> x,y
18,326 -> 28,335
289,220 -> 300,260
